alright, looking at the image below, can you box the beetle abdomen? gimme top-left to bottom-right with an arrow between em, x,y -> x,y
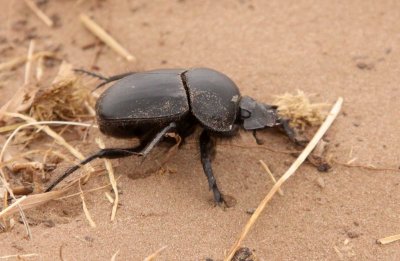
96,69 -> 189,137
184,68 -> 241,133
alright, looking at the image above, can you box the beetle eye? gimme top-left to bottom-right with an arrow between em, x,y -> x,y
241,109 -> 251,119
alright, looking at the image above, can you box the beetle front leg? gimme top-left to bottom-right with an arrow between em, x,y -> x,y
199,130 -> 224,205
252,130 -> 264,145
279,119 -> 306,145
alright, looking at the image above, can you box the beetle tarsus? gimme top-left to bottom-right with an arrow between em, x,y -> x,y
199,130 -> 224,204
252,130 -> 264,145
279,119 -> 300,144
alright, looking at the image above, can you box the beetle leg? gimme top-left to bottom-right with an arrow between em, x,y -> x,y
45,146 -> 144,192
46,123 -> 177,192
279,119 -> 307,146
139,122 -> 177,157
199,130 -> 224,204
252,130 -> 264,145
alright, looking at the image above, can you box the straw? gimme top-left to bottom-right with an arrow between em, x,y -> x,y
24,40 -> 35,85
80,14 -> 136,62
0,51 -> 55,72
259,160 -> 283,196
377,234 -> 400,245
96,138 -> 119,221
144,246 -> 168,261
23,0 -> 53,27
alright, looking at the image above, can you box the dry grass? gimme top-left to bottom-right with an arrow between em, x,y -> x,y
110,250 -> 120,261
224,97 -> 343,261
80,13 -> 136,62
0,51 -> 55,73
274,90 -> 329,130
377,234 -> 400,245
259,160 -> 283,196
96,137 -> 119,221
23,0 -> 54,27
0,253 -> 39,259
0,53 -> 102,235
30,62 -> 95,121
79,181 -> 96,227
143,246 -> 168,261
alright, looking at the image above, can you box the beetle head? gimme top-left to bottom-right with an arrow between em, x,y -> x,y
239,96 -> 280,130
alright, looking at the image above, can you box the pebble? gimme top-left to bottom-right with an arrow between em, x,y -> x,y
316,177 -> 325,188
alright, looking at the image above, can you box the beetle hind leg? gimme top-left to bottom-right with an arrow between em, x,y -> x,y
45,145 -> 144,192
46,122 -> 177,192
199,130 -> 224,205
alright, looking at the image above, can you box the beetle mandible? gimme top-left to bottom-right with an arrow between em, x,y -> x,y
46,68 -> 297,205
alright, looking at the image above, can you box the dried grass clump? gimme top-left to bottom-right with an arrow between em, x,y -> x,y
30,62 -> 95,122
274,90 -> 329,130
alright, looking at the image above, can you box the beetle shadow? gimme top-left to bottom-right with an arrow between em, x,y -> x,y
119,141 -> 180,180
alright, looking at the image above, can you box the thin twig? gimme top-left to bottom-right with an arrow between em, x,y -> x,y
0,196 -> 27,217
0,118 -> 94,171
0,253 -> 39,259
0,51 -> 55,72
334,160 -> 400,172
80,13 -> 136,62
23,0 -> 53,27
24,40 -> 35,85
0,76 -> 37,239
2,113 -> 96,175
36,55 -> 44,81
79,181 -> 96,227
96,138 -> 119,221
259,160 -> 283,196
224,97 -> 343,261
56,180 -> 115,201
143,246 -> 168,261
377,234 -> 400,245
111,249 -> 120,261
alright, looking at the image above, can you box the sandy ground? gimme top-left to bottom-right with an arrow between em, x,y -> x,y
0,0 -> 400,260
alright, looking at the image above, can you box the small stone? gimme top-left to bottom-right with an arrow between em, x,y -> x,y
246,208 -> 255,215
356,62 -> 374,70
43,219 -> 55,228
347,231 -> 361,239
316,177 -> 325,188
84,236 -> 94,243
232,247 -> 256,261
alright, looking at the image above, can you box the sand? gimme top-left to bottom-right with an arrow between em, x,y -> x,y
0,0 -> 400,260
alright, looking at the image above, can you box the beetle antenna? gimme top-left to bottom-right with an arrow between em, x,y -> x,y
74,68 -> 108,81
92,72 -> 137,91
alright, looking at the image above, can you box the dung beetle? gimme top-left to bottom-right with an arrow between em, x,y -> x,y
46,68 -> 297,205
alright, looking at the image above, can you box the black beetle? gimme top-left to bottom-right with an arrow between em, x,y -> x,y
46,68 -> 297,204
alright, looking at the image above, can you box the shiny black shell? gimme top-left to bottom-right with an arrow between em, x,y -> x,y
185,68 -> 240,132
96,68 -> 241,137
